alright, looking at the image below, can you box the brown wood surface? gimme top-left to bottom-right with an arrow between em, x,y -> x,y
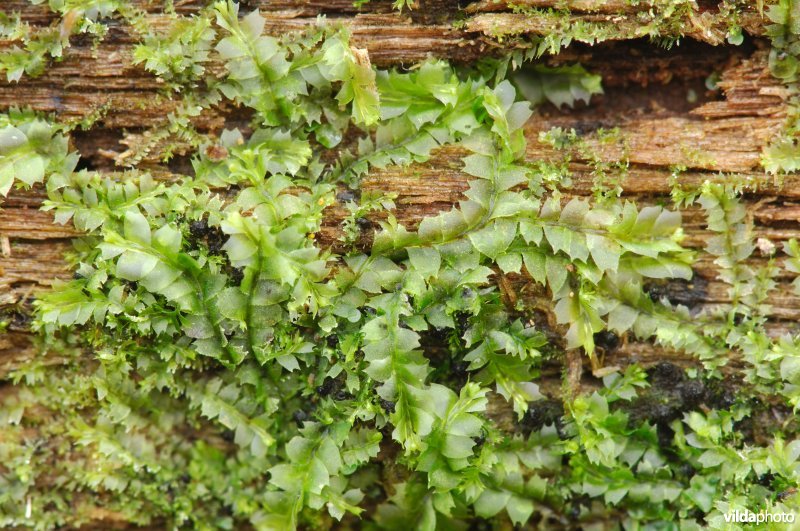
1,3 -> 796,527
0,0 -> 774,127
0,3 -> 793,389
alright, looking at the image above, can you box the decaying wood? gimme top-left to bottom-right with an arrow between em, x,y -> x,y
1,3 -> 796,528
0,2 -> 795,395
1,25 -> 797,386
464,11 -> 766,46
0,0 -> 774,128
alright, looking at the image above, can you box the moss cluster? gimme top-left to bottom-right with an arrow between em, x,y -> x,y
1,1 -> 800,530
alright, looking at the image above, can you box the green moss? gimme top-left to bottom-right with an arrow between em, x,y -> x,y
762,0 -> 800,174
484,0 -> 749,56
1,0 -> 800,529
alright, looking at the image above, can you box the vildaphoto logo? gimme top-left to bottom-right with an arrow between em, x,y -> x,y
723,509 -> 796,524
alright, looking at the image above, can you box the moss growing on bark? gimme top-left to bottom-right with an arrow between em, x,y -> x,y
0,1 -> 800,529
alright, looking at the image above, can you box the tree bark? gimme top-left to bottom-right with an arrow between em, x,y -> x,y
2,2 -> 797,526
0,0 -> 794,425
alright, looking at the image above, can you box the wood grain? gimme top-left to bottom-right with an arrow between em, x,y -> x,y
0,4 -> 794,527
0,40 -> 796,381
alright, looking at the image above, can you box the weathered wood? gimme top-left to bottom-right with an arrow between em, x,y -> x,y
0,46 -> 789,292
1,4 -> 796,529
0,0 -> 773,129
0,3 -> 792,427
1,37 -> 798,387
465,10 -> 767,45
